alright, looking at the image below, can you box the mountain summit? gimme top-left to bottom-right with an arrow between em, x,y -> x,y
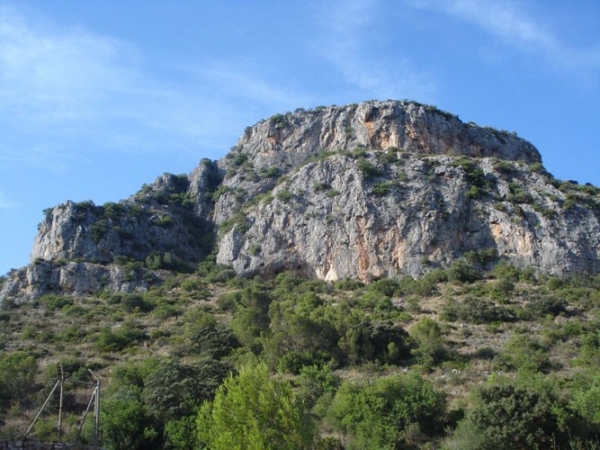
3,100 -> 600,302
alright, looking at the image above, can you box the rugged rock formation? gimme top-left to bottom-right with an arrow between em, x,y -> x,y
0,261 -> 156,304
31,167 -> 219,265
2,100 -> 600,302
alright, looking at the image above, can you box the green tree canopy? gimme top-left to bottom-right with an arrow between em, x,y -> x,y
101,386 -> 163,450
448,377 -> 570,450
197,362 -> 317,450
329,372 -> 447,449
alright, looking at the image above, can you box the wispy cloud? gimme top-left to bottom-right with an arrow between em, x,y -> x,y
0,4 -> 300,168
0,5 -> 138,125
316,0 -> 437,102
406,0 -> 600,74
0,190 -> 16,209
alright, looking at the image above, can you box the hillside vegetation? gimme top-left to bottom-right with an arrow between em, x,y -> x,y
2,258 -> 600,449
3,101 -> 600,449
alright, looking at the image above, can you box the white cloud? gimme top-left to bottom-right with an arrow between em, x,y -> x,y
0,190 -> 16,209
0,5 -> 137,125
406,0 -> 600,74
0,4 -> 299,167
316,0 -> 437,102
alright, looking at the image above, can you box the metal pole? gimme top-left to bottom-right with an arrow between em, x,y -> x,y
58,365 -> 64,441
89,369 -> 100,446
24,379 -> 61,439
76,387 -> 97,441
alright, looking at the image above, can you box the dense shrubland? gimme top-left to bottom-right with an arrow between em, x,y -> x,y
2,258 -> 600,449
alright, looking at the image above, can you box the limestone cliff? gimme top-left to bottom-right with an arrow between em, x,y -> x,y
2,100 -> 599,302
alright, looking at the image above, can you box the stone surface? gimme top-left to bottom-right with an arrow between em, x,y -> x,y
2,100 -> 600,302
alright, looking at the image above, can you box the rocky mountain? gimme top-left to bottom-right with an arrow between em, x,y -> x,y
2,100 -> 600,302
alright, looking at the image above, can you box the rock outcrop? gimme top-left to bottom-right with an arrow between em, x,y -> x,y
0,260 -> 156,305
2,100 -> 600,302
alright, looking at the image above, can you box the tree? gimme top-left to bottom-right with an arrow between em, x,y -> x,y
101,387 -> 163,450
263,292 -> 340,371
0,352 -> 37,412
230,283 -> 272,353
143,357 -> 230,419
197,363 -> 317,449
409,317 -> 448,368
329,372 -> 447,449
449,378 -> 568,450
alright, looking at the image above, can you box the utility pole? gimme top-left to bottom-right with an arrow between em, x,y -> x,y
26,365 -> 101,444
89,369 -> 100,446
24,379 -> 60,439
58,364 -> 64,441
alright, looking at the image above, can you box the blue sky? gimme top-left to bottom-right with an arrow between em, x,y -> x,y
1,0 -> 600,275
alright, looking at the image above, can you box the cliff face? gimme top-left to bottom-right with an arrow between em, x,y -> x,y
213,101 -> 597,279
225,101 -> 540,171
2,100 -> 600,302
31,164 -> 220,264
216,150 -> 600,280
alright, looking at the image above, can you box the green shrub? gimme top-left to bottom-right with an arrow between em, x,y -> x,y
297,363 -> 340,412
329,372 -> 447,449
409,318 -> 449,369
206,268 -> 236,283
526,295 -> 568,318
121,294 -> 154,313
209,184 -> 231,202
0,351 -> 38,410
216,291 -> 241,311
452,157 -> 487,188
368,278 -> 400,297
55,324 -> 85,343
197,363 -> 317,450
259,166 -> 281,179
144,358 -> 230,420
101,387 -> 164,450
230,152 -> 248,167
450,379 -> 568,449
90,219 -> 109,243
93,321 -> 148,352
38,294 -> 73,311
493,160 -> 516,174
356,158 -> 382,179
464,248 -> 499,268
465,185 -> 483,199
440,296 -> 515,324
574,332 -> 600,367
336,317 -> 410,365
313,182 -> 331,192
377,151 -> 398,165
277,350 -> 333,374
334,278 -> 365,291
570,372 -> 600,429
491,262 -> 522,282
152,304 -> 182,320
276,188 -> 294,203
529,162 -> 545,173
507,182 -> 533,204
218,211 -> 250,235
372,181 -> 394,196
269,113 -> 288,128
501,334 -> 551,373
446,260 -> 481,284
183,313 -> 239,359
